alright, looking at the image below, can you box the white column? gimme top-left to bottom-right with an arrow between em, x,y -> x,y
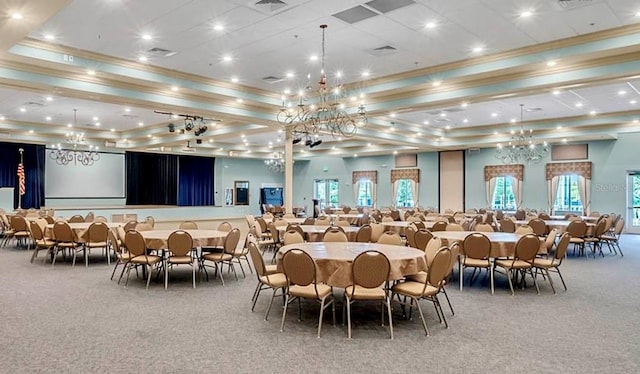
284,130 -> 294,210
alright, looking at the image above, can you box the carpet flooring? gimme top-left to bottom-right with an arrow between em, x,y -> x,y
0,235 -> 638,374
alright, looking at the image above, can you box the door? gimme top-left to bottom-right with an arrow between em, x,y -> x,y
626,173 -> 640,234
314,179 -> 339,208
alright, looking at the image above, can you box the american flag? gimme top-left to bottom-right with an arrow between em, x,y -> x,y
17,163 -> 25,196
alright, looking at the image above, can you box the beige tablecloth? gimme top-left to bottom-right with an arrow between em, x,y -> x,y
277,225 -> 360,242
433,231 -> 545,258
278,242 -> 427,288
140,229 -> 228,250
44,222 -> 121,241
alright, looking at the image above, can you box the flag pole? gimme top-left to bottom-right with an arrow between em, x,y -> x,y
18,148 -> 23,209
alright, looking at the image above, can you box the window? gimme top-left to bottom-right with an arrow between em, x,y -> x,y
314,179 -> 339,208
357,179 -> 373,207
554,174 -> 583,212
492,176 -> 516,210
395,179 -> 414,207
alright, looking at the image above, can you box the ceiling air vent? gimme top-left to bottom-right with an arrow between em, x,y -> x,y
365,0 -> 415,14
425,108 -> 465,115
147,47 -> 176,57
525,107 -> 543,112
555,0 -> 595,10
366,45 -> 397,57
262,75 -> 284,84
332,5 -> 378,24
23,101 -> 45,107
250,0 -> 290,15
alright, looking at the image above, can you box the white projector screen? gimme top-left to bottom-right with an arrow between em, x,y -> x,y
45,152 -> 125,198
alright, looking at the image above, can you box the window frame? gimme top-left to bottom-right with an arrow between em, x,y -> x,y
395,178 -> 415,208
356,178 -> 373,207
491,175 -> 516,211
554,174 -> 583,213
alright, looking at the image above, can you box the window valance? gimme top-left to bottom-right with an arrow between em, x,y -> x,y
484,164 -> 524,181
352,170 -> 378,184
391,168 -> 420,183
545,162 -> 592,180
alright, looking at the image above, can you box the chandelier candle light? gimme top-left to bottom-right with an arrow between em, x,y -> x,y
495,104 -> 548,164
49,109 -> 100,166
264,152 -> 287,173
277,24 -> 367,141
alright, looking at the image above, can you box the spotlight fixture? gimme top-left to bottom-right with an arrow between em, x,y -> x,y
292,137 -> 302,145
168,123 -> 175,132
155,110 -> 219,136
305,138 -> 312,146
310,139 -> 323,148
194,125 -> 208,137
184,118 -> 194,131
196,139 -> 203,145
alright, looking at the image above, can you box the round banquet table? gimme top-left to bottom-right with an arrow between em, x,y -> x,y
277,225 -> 360,242
44,222 -> 121,241
282,217 -> 307,225
513,220 -> 594,232
548,215 -> 598,222
140,229 -> 228,250
277,242 -> 427,288
432,231 -> 546,258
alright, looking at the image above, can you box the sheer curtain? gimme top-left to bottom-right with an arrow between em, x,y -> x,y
577,175 -> 590,215
372,180 -> 377,208
411,181 -> 419,207
511,176 -> 523,209
391,180 -> 400,208
485,177 -> 497,208
353,180 -> 360,206
547,176 -> 560,214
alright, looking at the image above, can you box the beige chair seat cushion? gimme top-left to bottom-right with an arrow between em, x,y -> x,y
570,238 -> 584,244
260,273 -> 287,288
35,239 -> 55,247
462,257 -> 490,268
532,258 -> 559,268
265,264 -> 278,274
258,239 -> 275,246
57,242 -> 79,248
392,281 -> 438,298
345,285 -> 386,300
168,256 -> 192,264
495,259 -> 532,269
131,255 -> 162,265
86,241 -> 107,248
583,237 -> 599,242
289,283 -> 332,299
407,271 -> 427,284
600,235 -> 616,241
202,253 -> 233,262
116,253 -> 132,261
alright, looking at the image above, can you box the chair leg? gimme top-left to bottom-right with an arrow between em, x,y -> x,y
346,296 -> 352,339
386,296 -> 394,340
164,262 -> 169,289
556,268 -> 568,291
413,297 -> 429,336
435,296 -> 448,329
505,269 -> 515,296
459,263 -> 464,291
489,263 -> 495,295
317,297 -> 326,338
280,294 -> 290,332
110,260 -> 120,280
530,268 -> 540,294
265,288 -> 278,321
145,264 -> 153,289
30,247 -> 39,263
441,287 -> 455,316
545,268 -> 556,294
251,283 -> 262,311
192,264 -> 196,289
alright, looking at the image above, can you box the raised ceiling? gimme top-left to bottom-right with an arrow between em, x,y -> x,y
1,0 -> 640,159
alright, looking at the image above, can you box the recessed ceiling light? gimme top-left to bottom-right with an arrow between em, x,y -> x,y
491,112 -> 498,117
353,154 -> 358,157
520,10 -> 533,18
589,110 -> 597,116
95,122 -> 101,126
510,118 -> 517,123
432,81 -> 442,87
67,124 -> 72,128
142,34 -> 152,40
423,120 -> 429,125
557,125 -> 562,129
125,108 -> 131,112
389,112 -> 396,118
618,90 -> 627,96
171,86 -> 179,92
138,56 -> 148,62
213,24 -> 224,31
19,108 -> 26,112
546,60 -> 557,67
634,119 -> 639,123
236,98 -> 243,103
552,90 -> 561,95
417,132 -> 422,137
575,102 -> 583,107
44,34 -> 55,41
389,126 -> 395,132
241,134 -> 245,138
147,134 -> 152,138
29,130 -> 33,134
92,116 -> 99,121
562,138 -> 568,143
631,100 -> 638,104
425,22 -> 436,29
440,112 -> 447,117
45,116 -> 51,121
445,125 -> 451,130
222,55 -> 232,62
461,102 -> 468,108
285,72 -> 294,78
493,131 -> 498,135
367,143 -> 372,146
87,70 -> 96,76
283,88 -> 291,95
11,13 -> 23,20
208,139 -> 213,143
309,54 -> 319,61
361,71 -> 370,77
472,46 -> 484,53
45,96 -> 53,101
231,77 -> 239,83
636,11 -> 640,17
463,119 -> 469,123
110,128 -> 115,132
138,122 -> 144,126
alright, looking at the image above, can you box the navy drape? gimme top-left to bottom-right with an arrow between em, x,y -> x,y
125,152 -> 178,205
178,155 -> 215,206
0,142 -> 45,209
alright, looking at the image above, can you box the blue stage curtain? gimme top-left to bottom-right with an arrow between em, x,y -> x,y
178,155 -> 215,206
0,142 -> 45,209
125,152 -> 178,205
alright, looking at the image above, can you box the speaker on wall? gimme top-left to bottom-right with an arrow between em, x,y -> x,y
395,153 -> 417,168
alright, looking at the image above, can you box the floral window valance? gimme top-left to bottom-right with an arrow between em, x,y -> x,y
391,168 -> 420,183
484,164 -> 524,181
546,162 -> 592,180
352,170 -> 378,184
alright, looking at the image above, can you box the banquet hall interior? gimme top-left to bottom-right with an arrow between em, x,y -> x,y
0,1 -> 639,373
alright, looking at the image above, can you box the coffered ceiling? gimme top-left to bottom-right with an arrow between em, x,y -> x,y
1,0 -> 640,159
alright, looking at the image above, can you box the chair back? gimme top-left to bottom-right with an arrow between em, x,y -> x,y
514,209 -> 526,220
315,216 -> 331,226
335,219 -> 350,227
414,229 -> 434,251
323,227 -> 348,242
515,225 -> 534,235
445,223 -> 463,231
283,230 -> 304,245
11,215 -> 27,231
53,221 -> 75,242
427,248 -> 452,289
424,237 -> 442,266
381,215 -> 394,223
87,222 -> 109,243
412,221 -> 425,230
217,221 -> 232,232
135,223 -> 153,232
107,229 -> 120,254
445,243 -> 460,278
124,230 -> 146,257
528,218 -> 547,236
267,223 -> 280,245
592,219 -> 607,238
179,221 -> 198,230
282,249 -> 316,287
123,220 -> 138,231
514,234 -> 541,262
500,219 -> 515,233
29,220 -> 44,241
377,231 -> 402,246
474,223 -> 494,232
462,233 -> 491,260
223,228 -> 241,254
538,212 -> 551,220
167,230 -> 193,257
248,242 -> 268,277
613,218 -> 624,235
69,215 -> 85,223
94,216 -> 108,223
44,215 -> 55,224
544,228 -> 558,251
351,251 -> 390,289
355,224 -> 372,243
405,226 -> 417,248
431,221 -> 447,232
145,216 -> 155,227
566,220 -> 587,238
343,207 -> 351,214
84,212 -> 94,222
370,223 -> 385,242
555,232 -> 571,261
303,217 -> 315,225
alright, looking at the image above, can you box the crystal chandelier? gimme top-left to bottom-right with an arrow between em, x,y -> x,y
49,109 -> 100,166
276,24 -> 367,141
264,152 -> 286,173
495,104 -> 548,164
